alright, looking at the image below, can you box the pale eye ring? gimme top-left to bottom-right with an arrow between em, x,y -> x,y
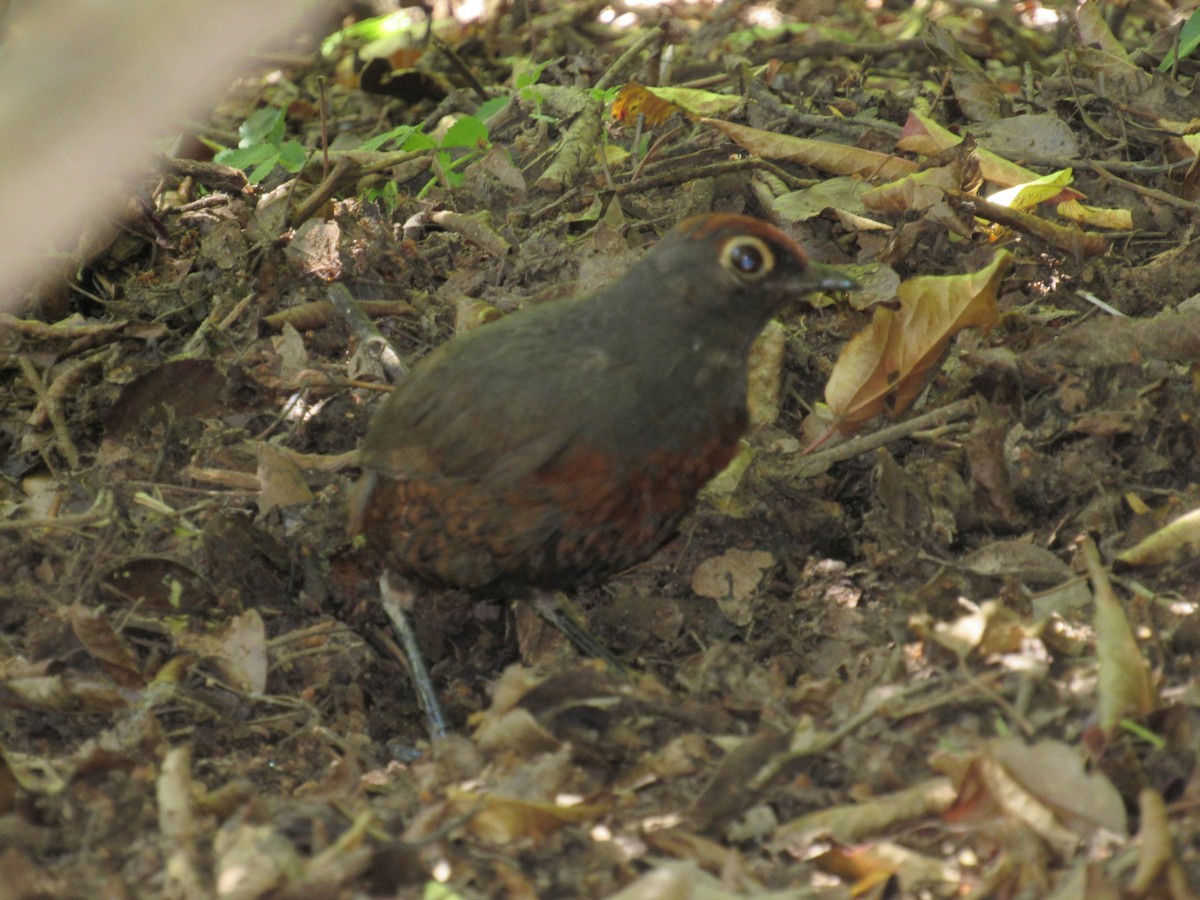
721,236 -> 775,280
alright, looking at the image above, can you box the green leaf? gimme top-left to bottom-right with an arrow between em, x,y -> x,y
440,115 -> 488,149
477,96 -> 508,119
402,131 -> 437,152
362,179 -> 400,216
513,57 -> 558,90
1159,9 -> 1200,71
239,106 -> 286,148
320,9 -> 425,58
360,125 -> 420,152
215,144 -> 278,170
275,141 -> 309,172
247,157 -> 280,185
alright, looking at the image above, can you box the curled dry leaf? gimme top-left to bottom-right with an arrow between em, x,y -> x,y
1055,199 -> 1133,230
945,738 -> 1126,859
1114,506 -> 1200,570
176,610 -> 269,695
1082,538 -> 1156,732
1128,788 -> 1182,896
824,250 -> 1010,434
746,320 -> 785,426
988,168 -> 1076,213
456,789 -> 611,844
701,118 -> 919,181
611,82 -> 680,126
898,111 -> 1084,198
611,82 -> 739,126
774,777 -> 957,848
861,164 -> 963,214
985,738 -> 1128,840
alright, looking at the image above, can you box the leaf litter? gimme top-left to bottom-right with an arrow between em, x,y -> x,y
3,2 -> 1200,897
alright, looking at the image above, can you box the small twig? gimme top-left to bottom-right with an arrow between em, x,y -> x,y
751,37 -> 927,65
22,353 -> 110,469
748,79 -> 903,139
291,154 -> 355,228
791,397 -> 979,479
594,24 -> 664,91
630,122 -> 685,180
318,75 -> 330,179
615,156 -> 817,196
747,675 -> 948,791
533,95 -> 604,193
430,210 -> 511,258
326,284 -> 406,382
432,36 -> 489,103
0,488 -> 113,532
948,190 -> 1109,256
529,186 -> 581,222
1089,161 -> 1200,215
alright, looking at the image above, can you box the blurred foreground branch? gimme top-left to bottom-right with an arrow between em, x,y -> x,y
0,0 -> 314,312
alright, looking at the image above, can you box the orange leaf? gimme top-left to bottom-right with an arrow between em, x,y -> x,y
611,82 -> 677,127
825,250 -> 1010,433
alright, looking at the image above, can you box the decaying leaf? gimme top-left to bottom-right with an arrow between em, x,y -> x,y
944,738 -> 1127,859
702,118 -> 919,180
1114,506 -> 1200,569
611,82 -> 681,126
1082,538 -> 1156,732
898,111 -> 1083,197
612,82 -> 739,125
989,168 -> 1076,213
824,249 -> 1010,433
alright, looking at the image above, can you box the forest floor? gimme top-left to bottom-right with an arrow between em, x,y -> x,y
4,1 -> 1200,897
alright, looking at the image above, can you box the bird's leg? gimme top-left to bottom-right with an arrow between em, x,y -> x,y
530,590 -> 630,676
379,572 -> 449,741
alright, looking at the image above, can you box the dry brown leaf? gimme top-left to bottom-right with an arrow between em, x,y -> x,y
176,610 -> 268,694
701,118 -> 919,180
946,751 -> 1078,858
1082,538 -> 1156,732
69,603 -> 145,686
1127,788 -> 1198,898
930,600 -> 1030,657
898,112 -> 1083,197
746,320 -> 785,426
611,82 -> 681,126
691,549 -> 776,627
256,442 -> 316,515
1115,506 -> 1200,569
861,164 -> 962,213
825,250 -> 1010,434
456,790 -> 610,844
774,778 -> 956,848
986,738 -> 1128,839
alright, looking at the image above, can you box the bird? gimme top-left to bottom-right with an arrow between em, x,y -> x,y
350,213 -> 855,731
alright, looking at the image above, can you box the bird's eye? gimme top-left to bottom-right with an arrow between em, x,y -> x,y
721,236 -> 774,281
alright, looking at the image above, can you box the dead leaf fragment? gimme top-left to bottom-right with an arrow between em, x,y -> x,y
986,738 -> 1128,839
256,442 -> 316,515
1115,506 -> 1200,570
775,777 -> 957,848
946,738 -> 1126,859
702,118 -> 919,181
1082,538 -> 1156,731
611,82 -> 681,126
456,789 -> 609,844
825,250 -> 1009,433
691,549 -> 776,627
176,609 -> 268,694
